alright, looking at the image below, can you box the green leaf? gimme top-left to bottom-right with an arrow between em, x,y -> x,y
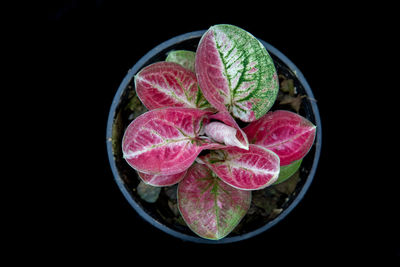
273,159 -> 302,185
196,24 -> 279,122
137,181 -> 161,203
178,164 -> 251,240
166,50 -> 196,73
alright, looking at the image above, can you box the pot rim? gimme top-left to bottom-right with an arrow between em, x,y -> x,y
106,30 -> 322,244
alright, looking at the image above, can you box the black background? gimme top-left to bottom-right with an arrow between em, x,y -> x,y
25,0 -> 397,261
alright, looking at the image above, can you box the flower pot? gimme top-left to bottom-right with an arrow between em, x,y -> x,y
106,30 -> 322,244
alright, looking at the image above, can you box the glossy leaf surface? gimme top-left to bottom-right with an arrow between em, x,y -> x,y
135,62 -> 210,110
273,159 -> 302,185
178,164 -> 251,240
195,24 -> 278,122
244,110 -> 316,166
122,107 -> 213,175
200,144 -> 280,190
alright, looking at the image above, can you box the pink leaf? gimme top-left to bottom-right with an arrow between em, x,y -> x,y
122,107 -> 213,175
204,122 -> 247,149
208,111 -> 249,150
195,25 -> 278,122
178,163 -> 251,240
138,170 -> 187,187
199,144 -> 280,190
243,110 -> 316,166
135,62 -> 210,110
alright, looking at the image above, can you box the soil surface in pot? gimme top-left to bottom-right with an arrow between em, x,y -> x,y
109,51 -> 317,237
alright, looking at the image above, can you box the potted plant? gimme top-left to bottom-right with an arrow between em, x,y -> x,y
106,24 -> 322,243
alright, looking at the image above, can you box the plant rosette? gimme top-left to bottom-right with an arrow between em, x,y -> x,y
107,25 -> 321,242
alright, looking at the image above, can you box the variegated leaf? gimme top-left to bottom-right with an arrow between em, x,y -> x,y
195,24 -> 279,122
135,62 -> 210,110
199,144 -> 280,190
178,163 -> 251,240
122,107 -> 213,175
243,110 -> 316,166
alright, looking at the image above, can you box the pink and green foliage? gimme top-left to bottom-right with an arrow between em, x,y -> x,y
178,163 -> 251,240
122,107 -> 225,175
199,145 -> 280,190
195,24 -> 278,122
243,110 -> 316,166
135,62 -> 210,110
121,24 -> 317,240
